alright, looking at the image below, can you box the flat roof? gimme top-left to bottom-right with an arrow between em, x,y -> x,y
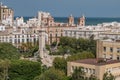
72,58 -> 120,66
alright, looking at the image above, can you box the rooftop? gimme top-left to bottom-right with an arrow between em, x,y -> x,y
72,58 -> 120,66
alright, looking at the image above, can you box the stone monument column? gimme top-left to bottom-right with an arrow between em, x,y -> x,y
38,29 -> 46,59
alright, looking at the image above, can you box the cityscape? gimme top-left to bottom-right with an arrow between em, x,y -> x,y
0,1 -> 120,80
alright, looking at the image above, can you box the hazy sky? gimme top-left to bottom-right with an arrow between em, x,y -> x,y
2,0 -> 120,17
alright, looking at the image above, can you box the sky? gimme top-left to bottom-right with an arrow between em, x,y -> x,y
2,0 -> 120,17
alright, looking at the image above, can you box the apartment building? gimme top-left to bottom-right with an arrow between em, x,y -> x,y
0,2 -> 14,26
63,27 -> 106,39
97,39 -> 120,60
0,26 -> 39,47
67,58 -> 120,80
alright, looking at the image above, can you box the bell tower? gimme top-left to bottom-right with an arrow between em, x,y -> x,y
78,15 -> 85,26
68,14 -> 74,26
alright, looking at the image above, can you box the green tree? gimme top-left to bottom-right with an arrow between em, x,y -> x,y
34,68 -> 67,80
9,60 -> 41,80
89,75 -> 98,80
67,51 -> 95,61
103,72 -> 115,80
52,37 -> 96,56
0,59 -> 10,80
19,42 -> 39,57
53,57 -> 67,74
52,51 -> 95,75
71,67 -> 85,80
0,43 -> 20,60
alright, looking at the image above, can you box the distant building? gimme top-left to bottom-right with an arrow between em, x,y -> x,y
0,25 -> 5,31
44,26 -> 76,44
97,39 -> 120,60
99,32 -> 120,40
38,11 -> 54,27
78,15 -> 85,26
0,26 -> 39,47
67,58 -> 120,80
0,2 -> 14,26
14,17 -> 25,27
27,17 -> 38,27
68,14 -> 75,26
63,26 -> 106,39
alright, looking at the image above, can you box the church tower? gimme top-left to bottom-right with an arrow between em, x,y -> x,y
68,14 -> 74,26
78,15 -> 85,26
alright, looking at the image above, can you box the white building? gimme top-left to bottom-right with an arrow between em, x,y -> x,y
0,25 -> 5,31
63,26 -> 107,39
0,3 -> 14,26
0,26 -> 39,47
14,17 -> 25,27
27,17 -> 38,27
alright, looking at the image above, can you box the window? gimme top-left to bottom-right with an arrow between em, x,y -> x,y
103,47 -> 106,52
34,30 -> 36,33
103,54 -> 106,58
117,55 -> 119,60
18,39 -> 20,44
27,39 -> 29,42
18,35 -> 20,38
117,48 -> 120,53
110,54 -> 113,59
93,69 -> 95,74
110,47 -> 113,52
15,35 -> 17,38
22,39 -> 24,43
15,39 -> 17,43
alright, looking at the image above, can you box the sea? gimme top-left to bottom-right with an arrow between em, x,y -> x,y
15,17 -> 120,26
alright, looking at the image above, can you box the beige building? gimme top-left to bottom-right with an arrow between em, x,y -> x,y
78,15 -> 85,26
68,14 -> 74,26
0,3 -> 14,26
42,26 -> 76,44
67,58 -> 120,80
97,39 -> 120,60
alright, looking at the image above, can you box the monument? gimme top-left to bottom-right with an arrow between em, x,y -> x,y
38,29 -> 46,59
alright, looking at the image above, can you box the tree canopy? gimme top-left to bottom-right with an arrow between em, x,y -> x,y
9,60 -> 41,80
34,68 -> 67,80
50,37 -> 96,56
0,43 -> 20,60
0,59 -> 10,80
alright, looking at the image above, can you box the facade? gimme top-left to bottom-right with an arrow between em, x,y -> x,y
0,25 -> 5,31
97,39 -> 120,60
78,15 -> 85,26
44,26 -> 76,44
67,58 -> 120,80
14,17 -> 25,27
0,3 -> 14,26
0,26 -> 39,47
99,32 -> 120,40
63,27 -> 106,39
38,11 -> 54,27
68,14 -> 75,26
27,17 -> 38,27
